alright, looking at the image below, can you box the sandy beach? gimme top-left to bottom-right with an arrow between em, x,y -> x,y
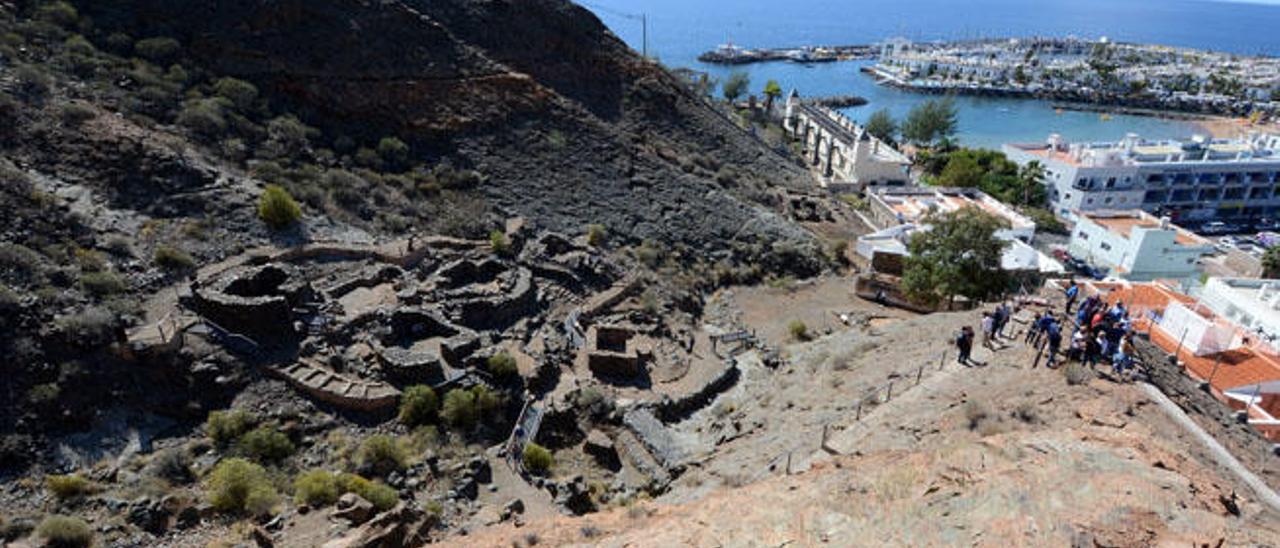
1195,115 -> 1279,139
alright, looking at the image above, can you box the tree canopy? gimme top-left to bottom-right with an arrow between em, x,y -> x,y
902,208 -> 1010,307
864,108 -> 898,146
722,71 -> 750,102
1264,246 -> 1280,278
901,98 -> 958,147
926,148 -> 1045,208
762,79 -> 783,110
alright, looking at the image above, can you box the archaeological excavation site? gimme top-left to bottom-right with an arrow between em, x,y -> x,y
97,217 -> 779,544
5,0 -> 1280,546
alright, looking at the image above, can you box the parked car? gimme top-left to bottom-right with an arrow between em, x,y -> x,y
1254,218 -> 1280,232
1201,221 -> 1232,235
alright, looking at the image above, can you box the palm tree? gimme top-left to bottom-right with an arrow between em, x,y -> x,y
762,79 -> 783,113
1018,160 -> 1048,207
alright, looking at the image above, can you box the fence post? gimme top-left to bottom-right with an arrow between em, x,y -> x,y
939,350 -> 947,370
1174,327 -> 1189,362
886,382 -> 893,401
856,401 -> 862,420
916,365 -> 924,384
1208,354 -> 1223,386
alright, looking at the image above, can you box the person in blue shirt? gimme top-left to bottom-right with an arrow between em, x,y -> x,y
1064,281 -> 1080,314
1045,318 -> 1063,368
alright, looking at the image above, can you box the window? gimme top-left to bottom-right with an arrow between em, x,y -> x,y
1104,197 -> 1113,204
1100,242 -> 1111,251
1077,231 -> 1089,240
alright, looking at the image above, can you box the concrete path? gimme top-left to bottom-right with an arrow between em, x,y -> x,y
1139,382 -> 1280,514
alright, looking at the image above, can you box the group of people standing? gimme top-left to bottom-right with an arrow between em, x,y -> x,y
955,280 -> 1140,379
1067,291 -> 1138,376
956,301 -> 1014,366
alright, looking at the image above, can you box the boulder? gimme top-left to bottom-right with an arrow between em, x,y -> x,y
333,493 -> 376,525
584,429 -> 620,469
466,456 -> 492,484
320,503 -> 433,548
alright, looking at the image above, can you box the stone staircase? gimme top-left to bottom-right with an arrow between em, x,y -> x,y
268,358 -> 401,412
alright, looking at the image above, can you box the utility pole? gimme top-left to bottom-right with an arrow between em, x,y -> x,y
642,13 -> 648,59
584,3 -> 648,60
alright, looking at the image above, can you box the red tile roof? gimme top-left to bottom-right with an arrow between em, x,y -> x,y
1149,326 -> 1280,391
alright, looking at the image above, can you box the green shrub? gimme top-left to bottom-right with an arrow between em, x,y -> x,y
441,386 -> 503,430
164,64 -> 189,84
212,77 -> 258,112
489,230 -> 511,256
153,245 -> 194,271
441,388 -> 477,430
472,385 -> 501,420
788,320 -> 809,341
205,458 -> 278,516
293,469 -> 339,506
238,425 -> 295,463
585,224 -> 606,247
205,409 -> 256,447
55,307 -> 115,347
15,65 -> 50,99
104,32 -> 133,54
354,147 -> 382,169
63,35 -> 95,56
79,271 -> 126,297
176,98 -> 226,137
258,184 -> 302,230
60,102 -> 95,126
134,37 -> 181,63
487,352 -> 518,380
35,515 -> 92,548
45,474 -> 94,500
522,443 -> 553,476
27,383 -> 60,405
398,385 -> 439,427
35,2 -> 78,27
1025,208 -> 1067,235
376,137 -> 409,170
147,448 -> 193,484
263,115 -> 312,158
355,435 -> 407,477
336,473 -> 398,511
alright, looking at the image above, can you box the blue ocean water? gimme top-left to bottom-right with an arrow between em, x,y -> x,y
583,0 -> 1280,147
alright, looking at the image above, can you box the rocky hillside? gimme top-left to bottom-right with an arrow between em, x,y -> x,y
0,0 -> 830,462
77,0 -> 822,260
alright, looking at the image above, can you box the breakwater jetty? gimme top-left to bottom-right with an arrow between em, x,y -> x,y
699,44 -> 876,65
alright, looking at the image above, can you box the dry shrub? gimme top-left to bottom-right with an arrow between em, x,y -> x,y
1063,361 -> 1093,386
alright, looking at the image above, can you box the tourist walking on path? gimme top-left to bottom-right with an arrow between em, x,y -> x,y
1045,318 -> 1063,368
981,312 -> 998,351
993,302 -> 1011,340
956,326 -> 974,366
1064,281 -> 1079,314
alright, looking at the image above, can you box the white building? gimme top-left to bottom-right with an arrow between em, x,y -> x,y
1200,278 -> 1280,341
1068,209 -> 1215,281
866,187 -> 1037,242
1004,132 -> 1280,225
784,92 -> 911,191
857,187 -> 1063,274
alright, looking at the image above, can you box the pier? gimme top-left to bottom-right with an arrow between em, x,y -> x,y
698,44 -> 876,65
